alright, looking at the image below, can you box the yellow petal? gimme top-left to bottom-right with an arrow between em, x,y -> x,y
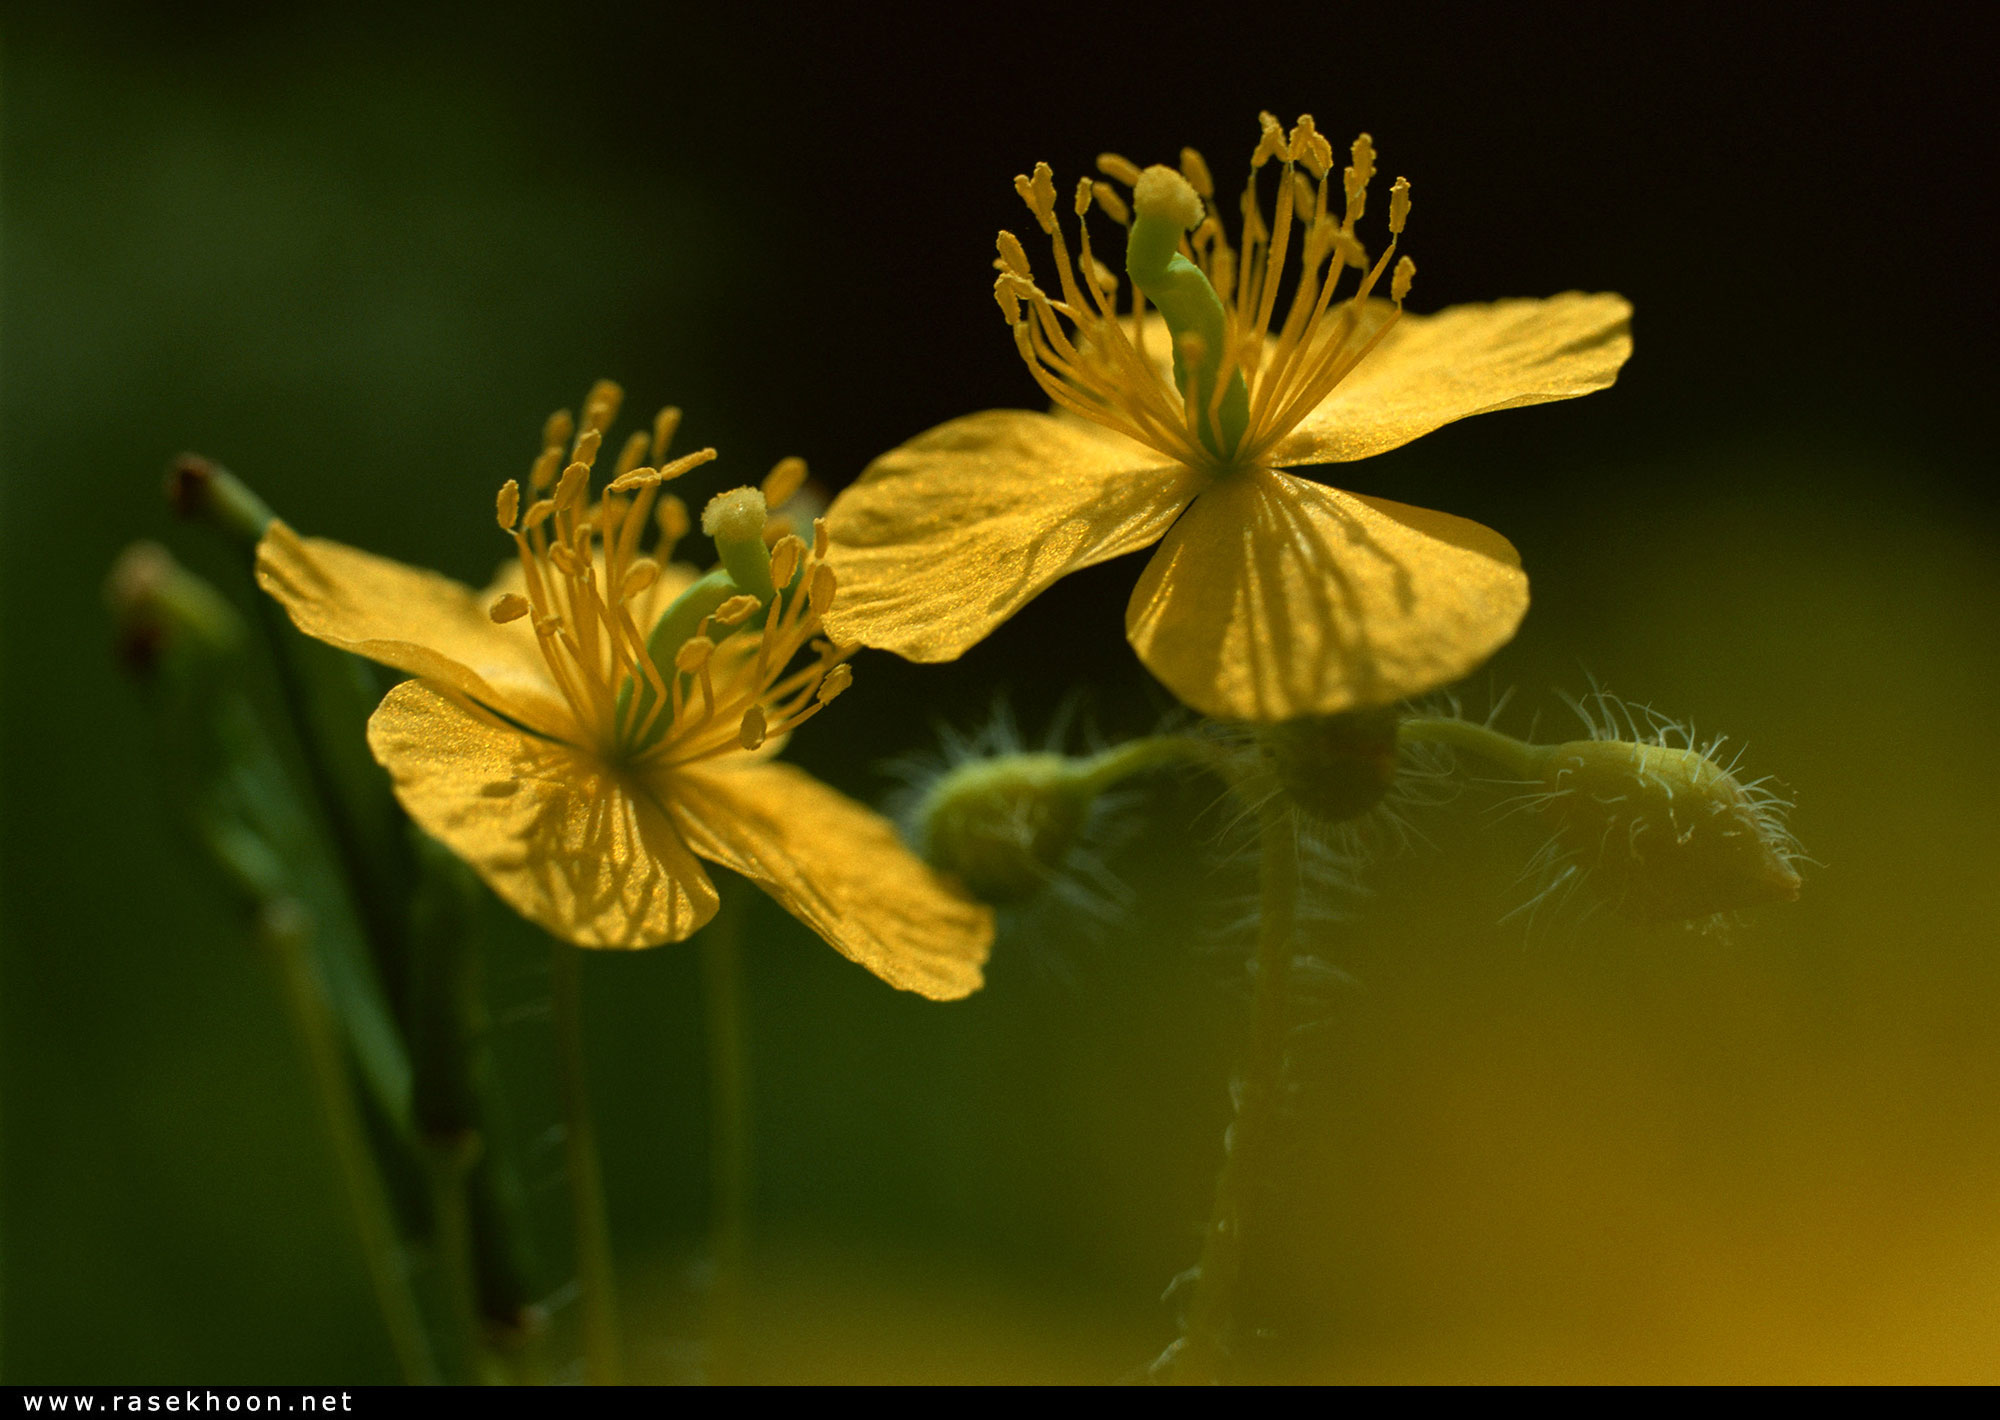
1271,293 -> 1633,466
665,760 -> 994,1000
258,521 -> 573,738
822,409 -> 1196,661
1125,469 -> 1528,721
368,681 -> 718,947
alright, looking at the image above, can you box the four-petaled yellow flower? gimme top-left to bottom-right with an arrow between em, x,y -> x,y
824,114 -> 1634,722
256,382 -> 993,1000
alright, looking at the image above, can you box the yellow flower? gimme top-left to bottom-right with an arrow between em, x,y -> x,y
824,115 -> 1633,722
255,382 -> 992,1000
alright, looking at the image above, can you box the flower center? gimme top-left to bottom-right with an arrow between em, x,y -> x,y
995,114 -> 1416,478
489,381 -> 852,767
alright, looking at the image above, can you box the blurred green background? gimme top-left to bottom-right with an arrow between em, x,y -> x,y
4,4 -> 1996,1383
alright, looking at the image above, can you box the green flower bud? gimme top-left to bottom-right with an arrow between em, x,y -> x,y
907,733 -> 1208,906
914,753 -> 1103,905
1534,737 -> 1801,922
1401,699 -> 1803,925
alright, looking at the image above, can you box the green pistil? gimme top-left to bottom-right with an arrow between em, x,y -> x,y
616,566 -> 738,751
1126,181 -> 1249,462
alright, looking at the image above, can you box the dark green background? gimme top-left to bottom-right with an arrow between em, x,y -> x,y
5,5 -> 1996,1382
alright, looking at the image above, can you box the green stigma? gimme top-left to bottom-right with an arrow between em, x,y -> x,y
700,487 -> 776,603
1126,165 -> 1249,462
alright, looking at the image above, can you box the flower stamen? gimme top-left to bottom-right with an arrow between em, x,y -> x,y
998,114 -> 1418,479
491,389 -> 854,769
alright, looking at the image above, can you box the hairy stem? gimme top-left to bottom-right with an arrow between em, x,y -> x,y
1169,796 -> 1299,1383
1398,715 -> 1550,779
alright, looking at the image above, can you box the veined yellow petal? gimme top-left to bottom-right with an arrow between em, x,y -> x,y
1271,293 -> 1633,466
1125,470 -> 1528,722
258,522 -> 573,738
823,409 -> 1196,661
664,760 -> 994,1000
368,681 -> 719,948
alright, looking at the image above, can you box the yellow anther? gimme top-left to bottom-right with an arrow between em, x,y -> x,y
580,379 -> 623,434
1333,228 -> 1368,270
523,498 -> 557,531
553,461 -> 591,512
533,613 -> 563,638
1030,161 -> 1058,218
1096,152 -> 1143,185
496,479 -> 520,530
613,429 -> 650,479
1391,255 -> 1415,304
489,592 -> 530,623
659,447 -> 718,481
1090,181 -> 1130,226
606,466 -> 661,494
1344,133 -> 1377,221
996,230 -> 1032,279
1388,176 -> 1411,235
674,635 -> 714,674
994,276 -> 1024,326
621,559 -> 660,598
1179,146 -> 1214,198
762,456 -> 808,509
1014,162 -> 1059,233
816,662 -> 853,705
1073,175 -> 1094,217
529,447 -> 562,492
807,562 -> 836,616
768,534 -> 804,590
1088,258 -> 1118,295
812,516 -> 829,559
1290,117 -> 1333,178
738,705 -> 767,752
713,595 -> 763,627
1253,111 -> 1287,167
570,427 -> 602,470
548,542 -> 582,576
657,494 -> 690,542
541,408 -> 574,453
651,405 -> 682,462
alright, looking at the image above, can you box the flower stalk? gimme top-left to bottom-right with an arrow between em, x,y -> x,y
701,888 -> 751,1383
1167,795 -> 1299,1384
262,900 -> 441,1385
548,946 -> 623,1384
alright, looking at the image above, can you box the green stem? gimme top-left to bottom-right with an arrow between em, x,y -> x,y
1169,796 -> 1300,1384
263,902 -> 439,1385
549,945 -> 623,1384
701,890 -> 751,1384
422,1135 -> 483,1382
1076,733 -> 1225,796
1397,716 -> 1551,779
